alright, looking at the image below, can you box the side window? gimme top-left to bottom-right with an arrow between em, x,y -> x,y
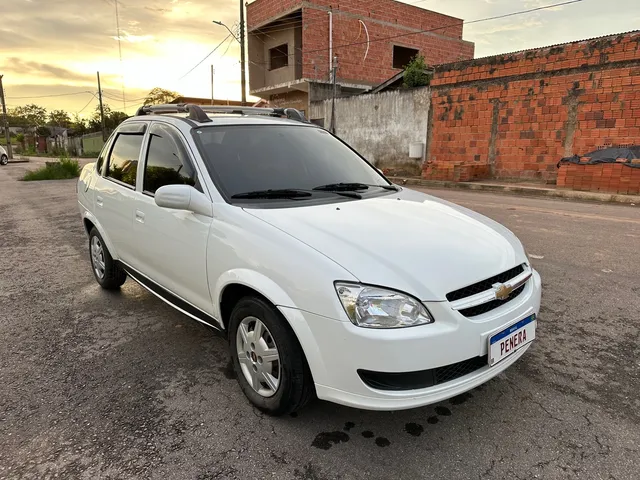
95,132 -> 115,175
143,123 -> 199,195
106,133 -> 144,187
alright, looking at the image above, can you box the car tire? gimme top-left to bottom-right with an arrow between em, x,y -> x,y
229,296 -> 314,416
0,154 -> 8,166
88,228 -> 127,289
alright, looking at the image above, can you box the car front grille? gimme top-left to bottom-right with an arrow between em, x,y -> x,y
446,264 -> 525,302
446,264 -> 528,317
458,283 -> 526,317
358,355 -> 488,391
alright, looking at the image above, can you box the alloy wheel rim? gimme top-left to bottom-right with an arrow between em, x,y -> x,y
90,236 -> 106,279
236,316 -> 281,398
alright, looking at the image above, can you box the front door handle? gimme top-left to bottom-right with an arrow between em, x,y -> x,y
96,195 -> 104,207
135,210 -> 145,224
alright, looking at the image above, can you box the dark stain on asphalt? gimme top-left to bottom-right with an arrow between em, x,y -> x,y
311,431 -> 350,450
343,421 -> 355,431
404,423 -> 424,437
435,406 -> 452,416
361,430 -> 375,438
219,360 -> 236,379
427,416 -> 439,424
450,392 -> 474,405
375,437 -> 391,447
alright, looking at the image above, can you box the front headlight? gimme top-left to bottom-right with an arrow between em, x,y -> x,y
335,283 -> 434,328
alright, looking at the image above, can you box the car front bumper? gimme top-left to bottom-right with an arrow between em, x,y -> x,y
279,269 -> 542,411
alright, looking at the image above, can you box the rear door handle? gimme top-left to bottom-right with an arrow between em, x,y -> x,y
135,210 -> 145,223
96,195 -> 104,207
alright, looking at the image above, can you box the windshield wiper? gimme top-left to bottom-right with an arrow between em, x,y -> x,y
231,189 -> 313,199
313,182 -> 399,192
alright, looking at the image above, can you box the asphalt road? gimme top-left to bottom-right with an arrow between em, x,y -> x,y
1,162 -> 639,480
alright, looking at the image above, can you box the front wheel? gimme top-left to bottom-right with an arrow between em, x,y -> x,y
229,296 -> 314,416
88,228 -> 127,289
0,155 -> 8,166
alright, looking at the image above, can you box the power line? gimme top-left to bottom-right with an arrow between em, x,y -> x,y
178,33 -> 233,80
6,91 -> 95,100
255,0 -> 584,64
113,0 -> 127,112
77,95 -> 97,114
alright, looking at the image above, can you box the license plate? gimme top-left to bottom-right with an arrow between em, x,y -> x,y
489,314 -> 536,366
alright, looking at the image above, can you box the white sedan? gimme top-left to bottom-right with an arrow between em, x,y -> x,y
0,144 -> 8,165
77,104 -> 541,415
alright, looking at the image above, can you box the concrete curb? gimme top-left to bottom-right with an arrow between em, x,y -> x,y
389,177 -> 640,205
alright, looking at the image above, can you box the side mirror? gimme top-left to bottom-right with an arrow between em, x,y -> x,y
154,184 -> 213,217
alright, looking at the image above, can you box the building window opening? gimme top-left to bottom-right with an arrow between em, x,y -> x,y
393,45 -> 419,69
269,44 -> 289,70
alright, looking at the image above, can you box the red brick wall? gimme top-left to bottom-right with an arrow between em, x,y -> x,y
247,0 -> 474,85
557,163 -> 640,195
427,31 -> 640,182
302,5 -> 474,83
247,0 -> 302,29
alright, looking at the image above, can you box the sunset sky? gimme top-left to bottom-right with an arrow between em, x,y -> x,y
1,0 -> 638,117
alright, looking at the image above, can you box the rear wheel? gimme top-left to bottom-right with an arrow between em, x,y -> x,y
229,296 -> 314,416
89,228 -> 126,289
0,154 -> 8,166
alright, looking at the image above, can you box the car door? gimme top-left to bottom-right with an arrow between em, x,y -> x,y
93,122 -> 146,262
129,121 -> 214,315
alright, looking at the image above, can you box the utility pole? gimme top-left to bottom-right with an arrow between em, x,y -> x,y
330,56 -> 338,134
0,75 -> 13,159
96,71 -> 107,142
239,0 -> 247,105
211,65 -> 216,105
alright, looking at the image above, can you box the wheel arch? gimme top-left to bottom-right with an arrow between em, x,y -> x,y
214,270 -> 327,384
81,210 -> 119,260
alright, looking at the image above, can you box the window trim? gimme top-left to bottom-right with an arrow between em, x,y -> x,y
141,122 -> 201,197
104,130 -> 146,189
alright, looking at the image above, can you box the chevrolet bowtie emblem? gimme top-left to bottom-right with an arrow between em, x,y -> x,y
493,283 -> 513,300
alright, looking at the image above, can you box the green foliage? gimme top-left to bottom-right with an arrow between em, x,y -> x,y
22,157 -> 81,181
36,126 -> 51,137
143,87 -> 181,105
48,110 -> 72,128
9,104 -> 48,128
403,55 -> 430,88
88,104 -> 129,132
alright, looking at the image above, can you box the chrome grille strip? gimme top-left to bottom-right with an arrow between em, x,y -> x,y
449,266 -> 532,311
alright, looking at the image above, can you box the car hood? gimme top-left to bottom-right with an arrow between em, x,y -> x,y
244,188 -> 527,301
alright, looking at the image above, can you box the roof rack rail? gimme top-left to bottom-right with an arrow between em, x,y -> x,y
135,103 -> 212,123
135,103 -> 309,123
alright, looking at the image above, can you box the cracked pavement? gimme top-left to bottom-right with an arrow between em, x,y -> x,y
1,163 -> 639,479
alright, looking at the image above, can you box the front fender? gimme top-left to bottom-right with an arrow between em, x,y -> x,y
213,269 -> 329,384
213,269 -> 298,319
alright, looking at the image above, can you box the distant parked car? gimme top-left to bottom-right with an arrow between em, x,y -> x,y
0,145 -> 8,165
77,104 -> 542,415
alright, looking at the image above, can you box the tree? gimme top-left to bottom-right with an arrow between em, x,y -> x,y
143,87 -> 181,105
48,110 -> 72,129
10,104 -> 48,129
403,55 -> 430,88
70,114 -> 88,136
87,104 -> 128,132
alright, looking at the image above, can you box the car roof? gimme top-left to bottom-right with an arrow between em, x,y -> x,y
127,104 -> 314,130
128,113 -> 316,128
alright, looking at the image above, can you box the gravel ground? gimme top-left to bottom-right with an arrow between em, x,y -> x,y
1,162 -> 639,480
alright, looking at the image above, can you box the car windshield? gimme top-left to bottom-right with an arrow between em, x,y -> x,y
192,125 -> 391,200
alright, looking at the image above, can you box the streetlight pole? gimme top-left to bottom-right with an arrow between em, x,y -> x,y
213,11 -> 246,105
239,1 -> 247,106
